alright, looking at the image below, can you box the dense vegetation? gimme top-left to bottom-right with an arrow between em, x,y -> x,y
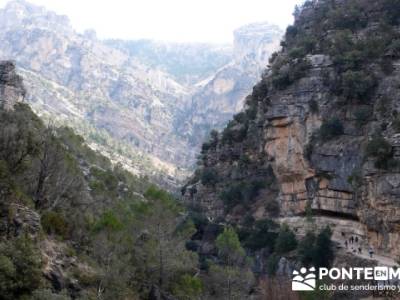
1,103 -> 331,299
0,104 -> 204,299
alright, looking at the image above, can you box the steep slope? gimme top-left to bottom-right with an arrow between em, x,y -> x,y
0,0 -> 192,184
184,0 -> 400,263
180,23 -> 283,149
0,61 -> 200,300
0,0 -> 283,186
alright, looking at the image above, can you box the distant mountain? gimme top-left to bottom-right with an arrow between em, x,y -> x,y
0,0 -> 282,186
104,39 -> 233,86
179,23 -> 283,149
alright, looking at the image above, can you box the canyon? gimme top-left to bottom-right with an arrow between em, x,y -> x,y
0,0 -> 282,186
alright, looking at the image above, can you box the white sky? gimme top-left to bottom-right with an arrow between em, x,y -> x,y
0,0 -> 304,43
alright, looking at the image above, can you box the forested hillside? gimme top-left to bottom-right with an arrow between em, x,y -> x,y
0,62 -> 201,299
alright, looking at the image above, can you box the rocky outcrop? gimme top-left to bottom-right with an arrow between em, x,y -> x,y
0,61 -> 25,110
180,23 -> 282,150
185,0 -> 400,261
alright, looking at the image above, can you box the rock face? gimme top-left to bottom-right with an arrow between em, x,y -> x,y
0,60 -> 25,110
185,0 -> 400,260
0,0 -> 191,182
0,0 -> 282,184
180,23 -> 283,150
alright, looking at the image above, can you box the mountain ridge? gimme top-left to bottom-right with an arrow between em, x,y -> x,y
0,0 -> 282,187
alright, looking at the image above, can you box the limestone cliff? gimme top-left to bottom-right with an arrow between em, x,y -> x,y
180,23 -> 283,150
184,0 -> 400,262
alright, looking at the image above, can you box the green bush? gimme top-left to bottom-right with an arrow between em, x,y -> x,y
0,236 -> 43,299
266,254 -> 280,276
339,70 -> 377,102
92,211 -> 123,233
242,219 -> 279,251
171,274 -> 203,300
31,289 -> 70,300
319,118 -> 344,141
216,227 -> 245,265
365,136 -> 393,169
90,167 -> 119,194
271,58 -> 310,90
220,184 -> 243,211
221,121 -> 248,144
380,58 -> 395,75
297,227 -> 334,269
274,224 -> 297,254
201,168 -> 219,186
297,231 -> 316,266
220,180 -> 266,211
201,130 -> 219,153
354,107 -> 372,127
41,211 -> 69,238
314,227 -> 334,268
327,2 -> 368,30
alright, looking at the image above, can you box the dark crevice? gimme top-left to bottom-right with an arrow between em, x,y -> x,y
298,209 -> 360,221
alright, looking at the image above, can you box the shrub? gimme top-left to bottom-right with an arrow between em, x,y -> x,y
92,211 -> 123,233
31,289 -> 70,300
265,199 -> 280,217
266,254 -> 280,275
41,211 -> 69,238
340,70 -> 377,102
347,169 -> 363,188
288,47 -> 307,59
220,184 -> 243,211
354,107 -> 372,127
220,180 -> 266,211
297,231 -> 316,266
380,58 -> 394,75
0,236 -> 43,299
216,227 -> 245,265
365,136 -> 393,169
297,227 -> 334,269
171,274 -> 203,300
221,122 -> 248,144
89,167 -> 119,195
201,168 -> 219,186
271,58 -> 310,90
314,227 -> 334,268
274,224 -> 297,254
327,3 -> 368,30
243,219 -> 279,251
285,25 -> 298,40
319,118 -> 344,141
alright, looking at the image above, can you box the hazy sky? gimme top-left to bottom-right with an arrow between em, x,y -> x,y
0,0 -> 304,43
